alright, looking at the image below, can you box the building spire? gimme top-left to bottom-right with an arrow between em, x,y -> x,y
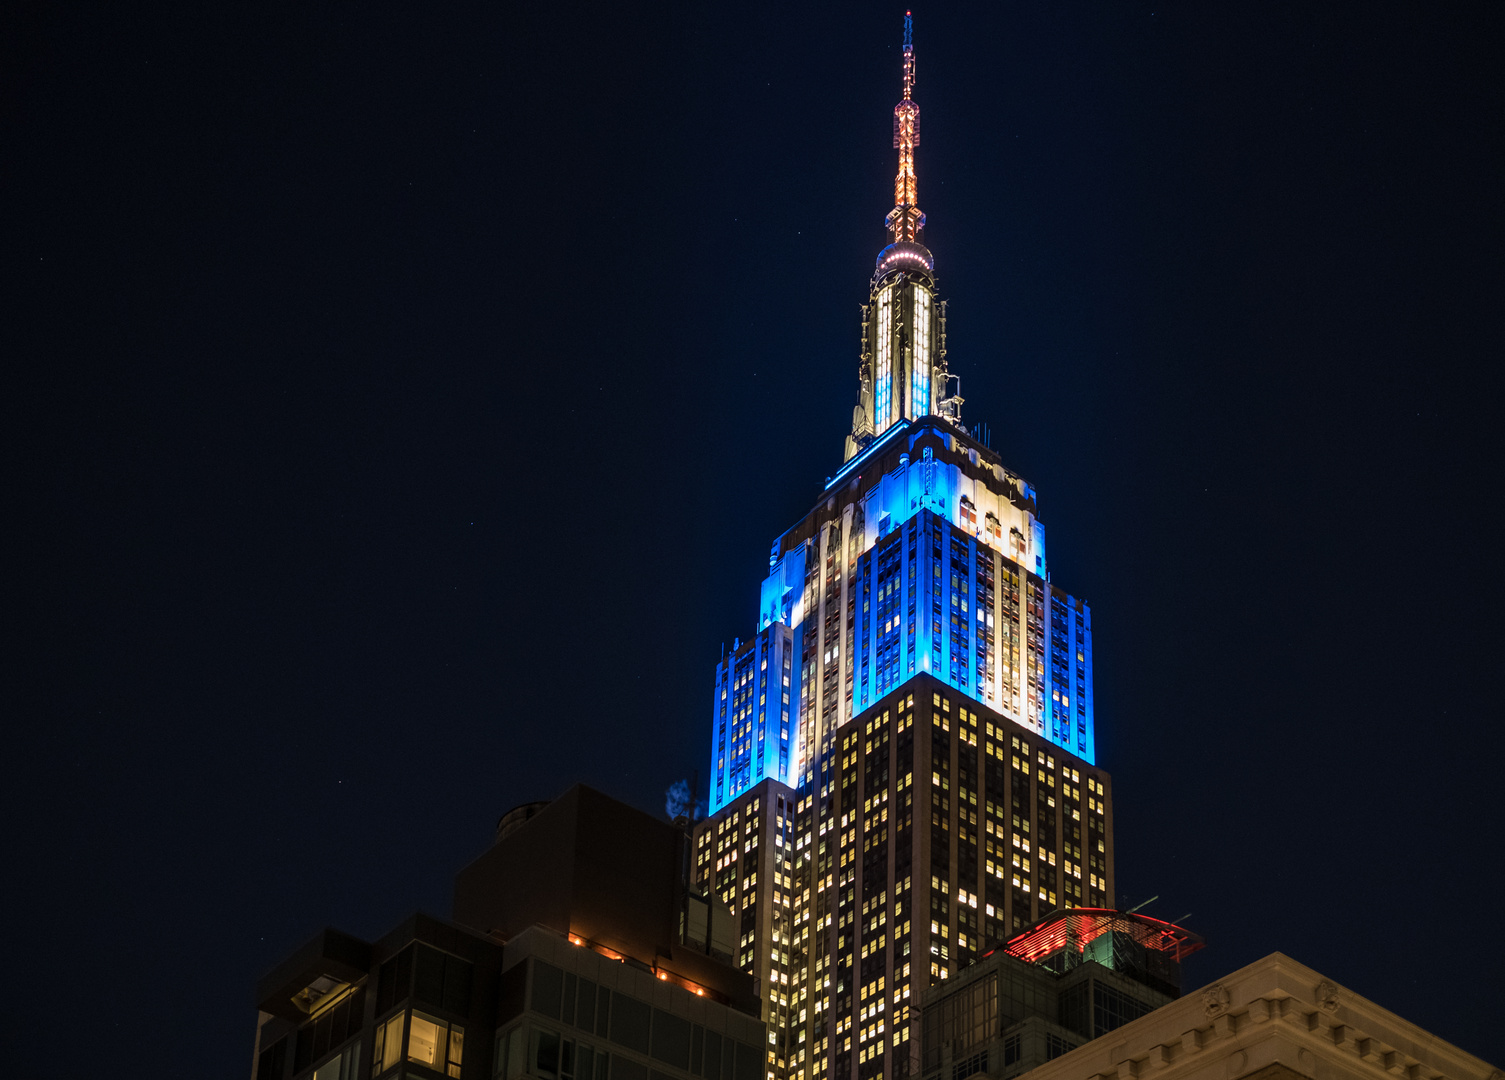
886,11 -> 924,244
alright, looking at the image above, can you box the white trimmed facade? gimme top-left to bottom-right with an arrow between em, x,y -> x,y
1016,953 -> 1497,1080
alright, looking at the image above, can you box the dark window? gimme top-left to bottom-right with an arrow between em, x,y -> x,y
596,986 -> 611,1039
650,1010 -> 690,1068
415,946 -> 444,1007
1045,1033 -> 1074,1060
1057,981 -> 1089,1039
1093,983 -> 1151,1036
377,947 -> 413,1014
533,961 -> 564,1020
609,993 -> 651,1054
702,1030 -> 722,1080
734,1042 -> 760,1080
576,978 -> 597,1032
611,1055 -> 649,1080
498,963 -> 527,1025
414,944 -> 474,1014
256,1037 -> 286,1080
1001,1036 -> 1020,1068
292,986 -> 365,1073
535,1029 -> 562,1078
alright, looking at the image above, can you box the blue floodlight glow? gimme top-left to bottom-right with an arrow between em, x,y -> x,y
710,483 -> 1095,814
826,419 -> 911,491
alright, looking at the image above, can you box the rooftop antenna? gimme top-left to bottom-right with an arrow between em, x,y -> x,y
885,11 -> 924,244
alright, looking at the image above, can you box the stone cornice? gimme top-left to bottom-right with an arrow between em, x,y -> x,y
1014,953 -> 1498,1080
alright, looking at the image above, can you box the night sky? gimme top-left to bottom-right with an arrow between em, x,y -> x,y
9,2 -> 1504,1075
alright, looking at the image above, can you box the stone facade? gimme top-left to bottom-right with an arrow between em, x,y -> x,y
1009,954 -> 1496,1080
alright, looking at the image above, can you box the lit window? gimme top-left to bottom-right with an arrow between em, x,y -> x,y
373,1013 -> 404,1074
310,1044 -> 359,1080
406,1012 -> 464,1078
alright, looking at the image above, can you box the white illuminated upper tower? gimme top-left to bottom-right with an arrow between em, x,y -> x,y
846,10 -> 962,463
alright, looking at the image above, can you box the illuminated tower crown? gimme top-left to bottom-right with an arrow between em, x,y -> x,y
699,22 -> 1109,1080
845,11 -> 962,464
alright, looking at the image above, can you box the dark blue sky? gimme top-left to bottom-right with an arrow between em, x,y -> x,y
8,1 -> 1503,1075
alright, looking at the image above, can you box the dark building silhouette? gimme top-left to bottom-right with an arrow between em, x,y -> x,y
251,786 -> 761,1080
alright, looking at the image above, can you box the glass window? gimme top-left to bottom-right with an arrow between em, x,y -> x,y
373,1013 -> 404,1076
650,1010 -> 691,1068
312,1044 -> 360,1080
449,1028 -> 466,1077
410,1014 -> 444,1067
400,1011 -> 465,1078
734,1042 -> 760,1080
534,1028 -> 562,1079
533,961 -> 564,1019
256,1039 -> 287,1080
576,978 -> 597,1031
595,986 -> 611,1038
609,993 -> 651,1054
501,1025 -> 526,1080
702,1029 -> 722,1080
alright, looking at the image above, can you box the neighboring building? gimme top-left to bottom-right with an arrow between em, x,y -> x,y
490,926 -> 766,1080
454,785 -> 756,1015
694,16 -> 1118,1080
252,786 -> 764,1080
919,910 -> 1205,1080
252,914 -> 504,1080
993,953 -> 1498,1080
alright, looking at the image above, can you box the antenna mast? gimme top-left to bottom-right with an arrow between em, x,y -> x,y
886,11 -> 925,244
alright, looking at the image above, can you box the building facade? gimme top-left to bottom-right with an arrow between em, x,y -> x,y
252,787 -> 764,1080
919,910 -> 1205,1080
695,16 -> 1115,1080
994,953 -> 1498,1080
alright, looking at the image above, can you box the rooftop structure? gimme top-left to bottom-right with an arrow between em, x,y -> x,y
454,785 -> 755,1015
251,786 -> 763,1080
1003,909 -> 1204,998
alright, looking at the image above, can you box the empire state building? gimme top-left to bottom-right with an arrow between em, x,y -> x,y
693,14 -> 1117,1080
